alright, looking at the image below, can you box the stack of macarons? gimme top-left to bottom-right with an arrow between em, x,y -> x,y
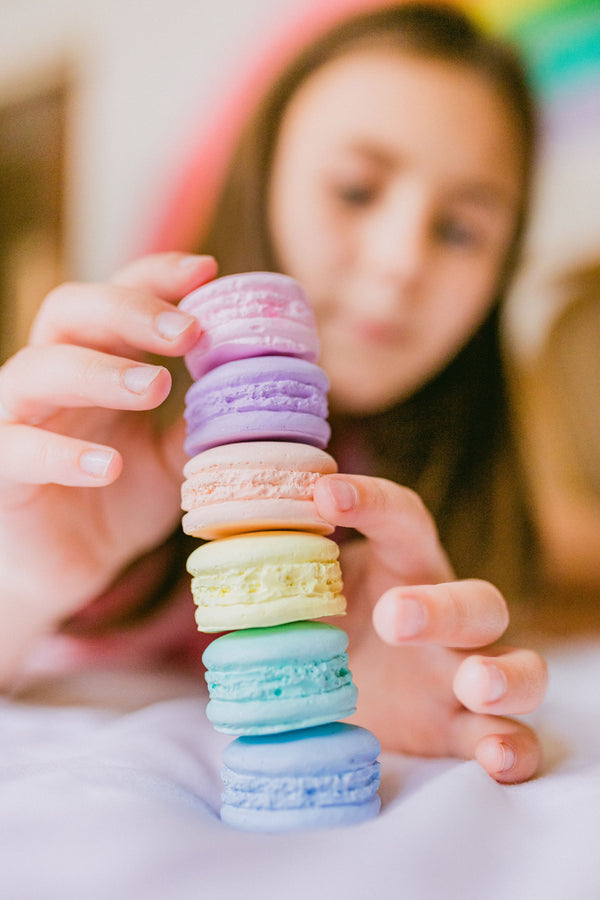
179,272 -> 380,832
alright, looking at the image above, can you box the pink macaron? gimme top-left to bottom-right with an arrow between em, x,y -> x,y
181,441 -> 337,539
179,272 -> 320,379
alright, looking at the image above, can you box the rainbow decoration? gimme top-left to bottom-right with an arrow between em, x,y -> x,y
468,0 -> 600,140
141,0 -> 600,255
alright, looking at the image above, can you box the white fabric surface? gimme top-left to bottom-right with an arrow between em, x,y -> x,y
2,641 -> 600,900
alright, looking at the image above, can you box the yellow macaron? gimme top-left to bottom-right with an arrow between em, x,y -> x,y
186,531 -> 345,632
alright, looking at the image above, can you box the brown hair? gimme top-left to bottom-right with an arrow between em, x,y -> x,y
195,3 -> 539,598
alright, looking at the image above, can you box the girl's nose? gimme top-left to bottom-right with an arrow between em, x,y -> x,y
361,186 -> 431,291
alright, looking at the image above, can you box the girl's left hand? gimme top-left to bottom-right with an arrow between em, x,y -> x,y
314,474 -> 548,783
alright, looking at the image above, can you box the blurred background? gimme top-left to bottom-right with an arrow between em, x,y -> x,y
0,0 -> 598,360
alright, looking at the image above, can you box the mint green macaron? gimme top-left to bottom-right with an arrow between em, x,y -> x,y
202,621 -> 358,735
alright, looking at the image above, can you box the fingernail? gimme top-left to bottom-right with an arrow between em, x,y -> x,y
326,478 -> 358,512
395,597 -> 428,639
178,254 -> 215,269
484,663 -> 508,703
123,366 -> 162,394
80,448 -> 114,478
499,742 -> 516,773
155,310 -> 195,341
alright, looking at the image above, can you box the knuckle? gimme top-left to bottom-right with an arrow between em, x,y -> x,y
158,251 -> 187,265
1,347 -> 32,385
471,578 -> 509,631
34,433 -> 57,474
522,649 -> 549,698
402,487 -> 443,553
38,281 -> 79,315
111,252 -> 175,285
401,484 -> 431,523
442,582 -> 472,629
111,287 -> 138,328
374,478 -> 435,530
438,579 -> 509,641
80,353 -> 115,389
29,282 -> 79,342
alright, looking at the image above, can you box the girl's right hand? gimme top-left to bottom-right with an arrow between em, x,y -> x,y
0,253 -> 217,679
314,474 -> 548,783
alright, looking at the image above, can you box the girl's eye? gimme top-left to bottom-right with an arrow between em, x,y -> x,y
333,183 -> 378,208
435,218 -> 480,248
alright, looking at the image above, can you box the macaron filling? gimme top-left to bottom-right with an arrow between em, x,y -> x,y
205,653 -> 352,701
190,560 -> 342,607
184,376 -> 329,424
182,467 -> 320,508
221,761 -> 381,810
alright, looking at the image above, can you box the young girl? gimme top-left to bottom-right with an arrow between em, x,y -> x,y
0,3 -> 548,783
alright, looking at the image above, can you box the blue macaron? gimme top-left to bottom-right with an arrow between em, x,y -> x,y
202,621 -> 358,735
220,722 -> 381,832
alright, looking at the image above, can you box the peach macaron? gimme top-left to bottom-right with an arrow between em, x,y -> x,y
181,441 -> 337,539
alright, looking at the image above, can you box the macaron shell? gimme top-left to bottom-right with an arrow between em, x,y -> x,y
186,530 -> 341,572
185,411 -> 330,456
182,441 -> 337,479
220,793 -> 380,832
182,499 -> 334,539
222,721 -> 381,775
203,621 -> 349,667
205,684 -> 358,735
180,272 -> 320,378
184,320 -> 320,380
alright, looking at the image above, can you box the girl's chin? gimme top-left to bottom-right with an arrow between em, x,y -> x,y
322,351 -> 413,416
328,387 -> 403,417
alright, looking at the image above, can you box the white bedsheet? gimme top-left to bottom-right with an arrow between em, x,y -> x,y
2,641 -> 600,900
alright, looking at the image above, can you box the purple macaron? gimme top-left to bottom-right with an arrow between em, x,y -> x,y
184,356 -> 331,456
179,272 -> 320,378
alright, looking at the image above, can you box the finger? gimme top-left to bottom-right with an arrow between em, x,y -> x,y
0,424 -> 121,486
449,710 -> 543,784
314,474 -> 453,583
0,344 -> 171,424
30,286 -> 203,359
372,579 -> 509,648
110,252 -> 217,299
453,648 -> 548,716
31,284 -> 200,358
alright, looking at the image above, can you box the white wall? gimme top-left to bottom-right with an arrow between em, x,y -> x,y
0,0 -> 300,279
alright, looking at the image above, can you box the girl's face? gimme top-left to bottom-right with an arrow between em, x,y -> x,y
268,50 -> 524,414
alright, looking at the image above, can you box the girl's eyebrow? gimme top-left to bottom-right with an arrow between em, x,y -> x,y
339,140 -> 397,168
449,182 -> 520,213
